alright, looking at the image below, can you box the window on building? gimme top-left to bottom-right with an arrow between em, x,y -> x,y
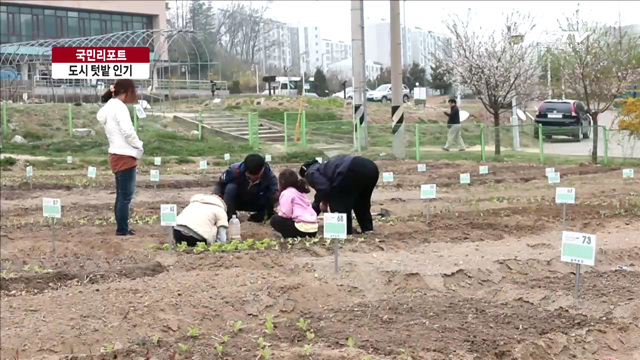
56,16 -> 66,38
67,17 -> 79,38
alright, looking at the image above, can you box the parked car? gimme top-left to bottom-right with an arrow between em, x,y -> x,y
366,84 -> 410,103
331,87 -> 372,100
534,99 -> 592,141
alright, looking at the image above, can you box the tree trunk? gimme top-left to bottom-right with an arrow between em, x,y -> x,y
591,111 -> 599,164
493,112 -> 501,155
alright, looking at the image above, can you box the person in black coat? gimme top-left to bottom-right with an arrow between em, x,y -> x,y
299,155 -> 379,235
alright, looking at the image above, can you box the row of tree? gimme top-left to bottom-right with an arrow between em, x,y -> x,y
445,9 -> 640,161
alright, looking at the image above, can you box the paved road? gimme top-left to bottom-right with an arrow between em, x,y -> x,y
522,110 -> 639,159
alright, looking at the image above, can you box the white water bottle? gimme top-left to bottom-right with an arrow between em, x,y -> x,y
229,215 -> 241,240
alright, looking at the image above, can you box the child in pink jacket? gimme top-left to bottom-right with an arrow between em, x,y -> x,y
270,169 -> 319,238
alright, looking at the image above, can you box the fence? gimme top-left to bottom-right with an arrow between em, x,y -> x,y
245,110 -> 640,165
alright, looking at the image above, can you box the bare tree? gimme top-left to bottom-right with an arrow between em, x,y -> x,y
557,13 -> 640,163
444,11 -> 540,155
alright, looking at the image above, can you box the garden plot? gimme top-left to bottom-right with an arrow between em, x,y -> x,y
1,161 -> 639,360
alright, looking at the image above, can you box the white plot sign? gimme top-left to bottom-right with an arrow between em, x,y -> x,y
87,166 -> 97,178
67,156 -> 73,164
154,157 -> 162,166
479,166 -> 489,175
622,168 -> 634,178
150,169 -> 160,182
548,172 -> 560,184
460,173 -> 471,184
42,198 -> 62,218
160,204 -> 177,226
224,153 -> 231,161
545,167 -> 555,176
382,172 -> 394,183
417,164 -> 426,172
555,187 -> 576,204
561,231 -> 596,267
265,154 -> 272,162
420,184 -> 437,199
199,160 -> 208,170
323,213 -> 347,239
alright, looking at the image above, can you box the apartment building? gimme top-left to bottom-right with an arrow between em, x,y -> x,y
322,39 -> 352,65
298,25 -> 323,74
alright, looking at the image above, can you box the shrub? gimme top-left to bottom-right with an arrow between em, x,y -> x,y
0,156 -> 17,167
230,80 -> 242,94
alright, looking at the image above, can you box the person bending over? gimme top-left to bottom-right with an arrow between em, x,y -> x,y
214,154 -> 278,222
270,169 -> 318,239
174,193 -> 228,246
300,155 -> 379,235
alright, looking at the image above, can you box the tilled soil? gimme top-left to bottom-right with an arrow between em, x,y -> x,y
1,160 -> 639,360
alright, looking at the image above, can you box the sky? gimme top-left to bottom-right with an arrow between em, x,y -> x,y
227,0 -> 639,42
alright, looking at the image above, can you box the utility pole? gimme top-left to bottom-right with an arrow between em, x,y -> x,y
402,0 -> 407,67
351,0 -> 367,148
390,0 -> 404,158
547,53 -> 552,98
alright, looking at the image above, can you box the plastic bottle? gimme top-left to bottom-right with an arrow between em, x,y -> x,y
229,215 -> 241,240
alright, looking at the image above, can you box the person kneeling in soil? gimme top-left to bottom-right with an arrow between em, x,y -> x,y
173,194 -> 229,246
213,154 -> 278,223
270,169 -> 318,239
299,155 -> 379,235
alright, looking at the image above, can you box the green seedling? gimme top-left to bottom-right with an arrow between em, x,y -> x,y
303,344 -> 313,355
260,346 -> 271,359
148,244 -> 158,250
176,242 -> 189,252
215,343 -> 224,355
193,242 -> 208,254
222,335 -> 229,343
34,265 -> 52,274
257,337 -> 266,348
297,318 -> 310,331
264,313 -> 274,335
23,264 -> 32,272
151,334 -> 160,345
1,270 -> 17,279
233,320 -> 243,332
187,326 -> 201,337
178,343 -> 190,352
162,244 -> 170,251
347,337 -> 356,348
306,331 -> 315,341
104,344 -> 114,353
362,356 -> 373,360
399,348 -> 413,360
209,243 -> 223,253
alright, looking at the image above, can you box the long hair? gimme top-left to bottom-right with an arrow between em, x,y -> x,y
101,79 -> 137,103
278,169 -> 310,194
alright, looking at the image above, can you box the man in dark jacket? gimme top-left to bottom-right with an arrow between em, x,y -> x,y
214,154 -> 278,222
300,155 -> 379,235
442,98 -> 466,151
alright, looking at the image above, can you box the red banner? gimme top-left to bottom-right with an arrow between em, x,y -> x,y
52,47 -> 150,63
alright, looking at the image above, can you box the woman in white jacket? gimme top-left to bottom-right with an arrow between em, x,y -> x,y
96,80 -> 144,236
174,194 -> 229,246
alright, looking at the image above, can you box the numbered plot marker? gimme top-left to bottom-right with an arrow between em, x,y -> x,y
460,173 -> 471,184
382,172 -> 394,183
154,157 -> 162,166
87,166 -> 97,178
316,157 -> 323,163
26,166 -> 33,177
561,231 -> 596,267
150,169 -> 160,182
546,167 -> 555,176
324,213 -> 347,239
160,204 -> 177,226
479,166 -> 489,175
420,184 -> 437,199
199,160 -> 208,170
548,172 -> 560,184
43,198 -> 61,218
224,153 -> 231,161
417,164 -> 426,172
623,168 -> 634,178
66,156 -> 73,164
265,154 -> 272,162
555,187 -> 576,204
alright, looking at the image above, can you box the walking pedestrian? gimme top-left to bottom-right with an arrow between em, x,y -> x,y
270,169 -> 318,239
97,79 -> 144,236
299,155 -> 379,235
442,98 -> 466,151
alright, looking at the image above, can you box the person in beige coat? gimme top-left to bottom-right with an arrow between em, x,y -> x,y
173,194 -> 229,246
